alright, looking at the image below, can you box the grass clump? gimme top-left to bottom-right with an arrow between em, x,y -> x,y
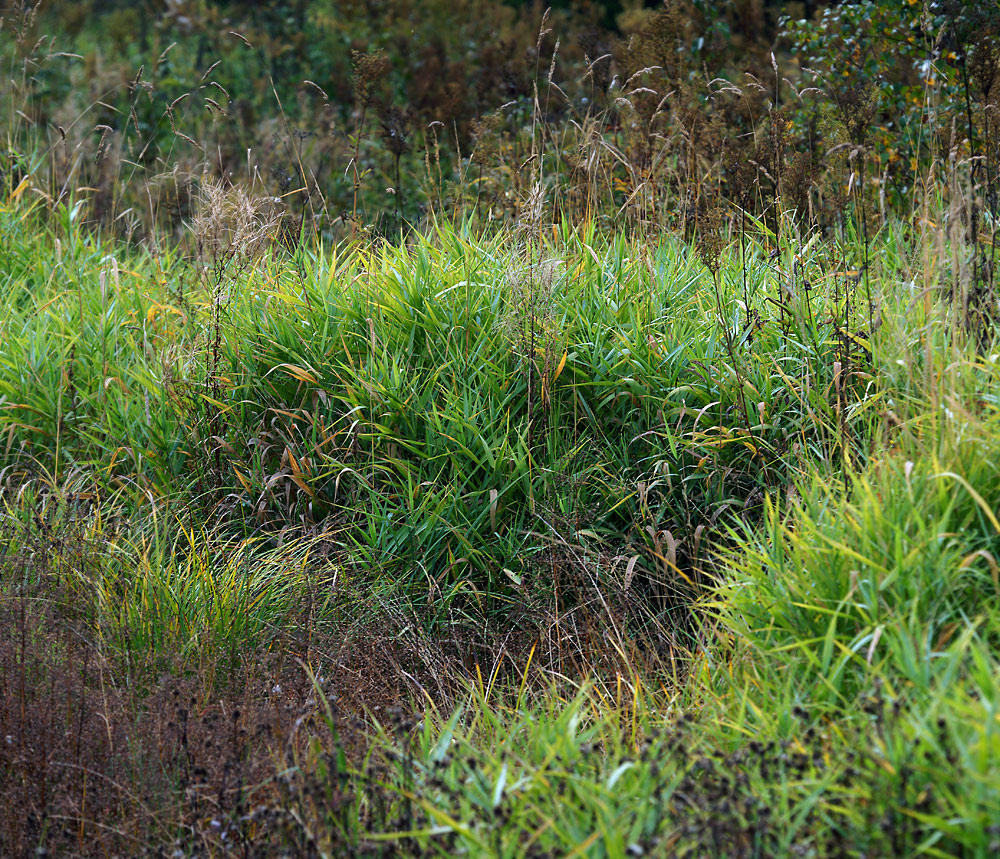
4,181 -> 1000,854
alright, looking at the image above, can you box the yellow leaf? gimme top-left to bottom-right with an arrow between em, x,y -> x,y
232,464 -> 252,491
11,177 -> 30,202
279,363 -> 318,384
876,758 -> 896,776
553,351 -> 568,383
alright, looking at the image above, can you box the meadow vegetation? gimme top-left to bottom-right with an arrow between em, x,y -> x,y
1,0 -> 999,856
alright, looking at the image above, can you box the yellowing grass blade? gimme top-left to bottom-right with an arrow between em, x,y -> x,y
10,177 -> 30,202
276,363 -> 319,384
553,350 -> 568,382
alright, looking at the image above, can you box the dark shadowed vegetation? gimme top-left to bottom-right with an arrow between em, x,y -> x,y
1,0 -> 999,855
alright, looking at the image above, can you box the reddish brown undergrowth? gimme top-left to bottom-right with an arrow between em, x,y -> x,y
0,527 -> 433,856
